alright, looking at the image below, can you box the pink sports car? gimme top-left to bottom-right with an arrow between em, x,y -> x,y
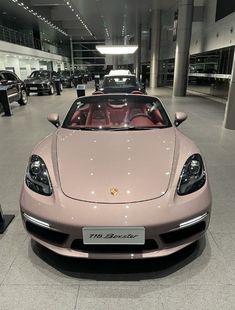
20,94 -> 211,259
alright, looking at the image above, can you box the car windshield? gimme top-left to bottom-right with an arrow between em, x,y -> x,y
102,76 -> 137,88
30,71 -> 50,79
62,95 -> 172,130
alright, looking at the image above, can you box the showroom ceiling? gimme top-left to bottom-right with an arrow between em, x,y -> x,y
28,0 -> 177,41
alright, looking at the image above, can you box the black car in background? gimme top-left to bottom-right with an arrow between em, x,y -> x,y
57,70 -> 73,88
98,75 -> 146,94
0,70 -> 28,111
83,71 -> 93,83
71,70 -> 84,87
24,70 -> 58,95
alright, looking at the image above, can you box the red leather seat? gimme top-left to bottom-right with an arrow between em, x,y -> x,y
70,110 -> 81,127
131,90 -> 143,95
92,91 -> 104,95
86,107 -> 109,127
151,109 -> 164,126
129,115 -> 155,127
106,104 -> 129,125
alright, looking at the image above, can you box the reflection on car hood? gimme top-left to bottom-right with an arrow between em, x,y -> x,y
24,77 -> 49,84
56,128 -> 176,203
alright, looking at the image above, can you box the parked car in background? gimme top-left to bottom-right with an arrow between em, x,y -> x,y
108,69 -> 132,75
0,70 -> 28,112
98,74 -> 146,94
71,70 -> 84,87
83,71 -> 93,83
57,70 -> 73,88
24,70 -> 58,95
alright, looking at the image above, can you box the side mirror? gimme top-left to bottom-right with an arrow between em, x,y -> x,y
1,79 -> 8,85
47,113 -> 60,128
174,112 -> 187,127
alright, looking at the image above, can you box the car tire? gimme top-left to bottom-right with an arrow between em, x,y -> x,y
48,84 -> 54,95
18,89 -> 28,106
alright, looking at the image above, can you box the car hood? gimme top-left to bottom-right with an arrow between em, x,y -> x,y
56,128 -> 176,203
25,78 -> 49,84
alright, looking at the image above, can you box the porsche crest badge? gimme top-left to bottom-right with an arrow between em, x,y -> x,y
110,187 -> 119,196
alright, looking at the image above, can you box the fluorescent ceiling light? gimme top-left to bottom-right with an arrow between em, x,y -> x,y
96,45 -> 138,55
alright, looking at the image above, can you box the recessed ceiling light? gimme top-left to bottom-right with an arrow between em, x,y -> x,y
96,45 -> 138,55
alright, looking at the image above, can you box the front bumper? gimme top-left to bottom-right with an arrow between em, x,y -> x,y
26,84 -> 50,93
20,183 -> 211,259
61,80 -> 71,88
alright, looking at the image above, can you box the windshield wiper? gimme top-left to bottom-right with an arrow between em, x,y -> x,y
69,126 -> 165,131
109,126 -> 158,131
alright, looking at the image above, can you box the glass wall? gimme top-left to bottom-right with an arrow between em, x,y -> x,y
73,41 -> 105,68
159,46 -> 234,99
0,0 -> 70,58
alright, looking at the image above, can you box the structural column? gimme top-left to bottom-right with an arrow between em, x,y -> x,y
173,0 -> 194,97
113,56 -> 118,69
224,50 -> 235,130
150,9 -> 161,88
135,23 -> 142,80
70,38 -> 74,71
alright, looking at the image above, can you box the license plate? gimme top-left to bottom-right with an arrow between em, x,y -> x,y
30,87 -> 37,90
82,227 -> 145,245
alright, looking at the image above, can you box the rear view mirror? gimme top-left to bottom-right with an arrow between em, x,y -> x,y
174,112 -> 187,127
47,113 -> 60,128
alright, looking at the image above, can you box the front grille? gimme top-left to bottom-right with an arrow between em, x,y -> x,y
28,84 -> 41,87
71,239 -> 158,253
25,221 -> 68,245
160,221 -> 206,244
28,84 -> 47,90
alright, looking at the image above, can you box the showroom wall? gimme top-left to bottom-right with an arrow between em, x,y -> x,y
0,40 -> 70,79
160,0 -> 235,60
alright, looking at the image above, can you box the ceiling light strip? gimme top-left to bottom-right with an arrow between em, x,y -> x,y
10,0 -> 68,37
64,0 -> 95,38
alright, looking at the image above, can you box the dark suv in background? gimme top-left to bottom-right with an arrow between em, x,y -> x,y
57,70 -> 73,88
98,75 -> 146,94
24,70 -> 58,95
0,70 -> 28,112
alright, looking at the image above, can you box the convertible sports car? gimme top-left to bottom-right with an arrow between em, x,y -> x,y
20,94 -> 211,259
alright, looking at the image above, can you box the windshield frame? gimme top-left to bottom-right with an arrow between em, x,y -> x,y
30,71 -> 51,79
62,94 -> 172,131
102,75 -> 138,88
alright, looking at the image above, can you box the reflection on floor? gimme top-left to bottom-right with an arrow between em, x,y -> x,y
0,83 -> 235,309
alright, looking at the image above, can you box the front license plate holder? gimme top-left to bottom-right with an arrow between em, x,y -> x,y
82,227 -> 145,245
30,87 -> 38,90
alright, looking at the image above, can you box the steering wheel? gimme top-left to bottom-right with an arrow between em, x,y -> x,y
129,113 -> 153,122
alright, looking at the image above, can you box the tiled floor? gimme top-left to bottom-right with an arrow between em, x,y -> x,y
0,84 -> 235,309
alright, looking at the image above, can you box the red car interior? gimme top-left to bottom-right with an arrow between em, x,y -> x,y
69,102 -> 165,128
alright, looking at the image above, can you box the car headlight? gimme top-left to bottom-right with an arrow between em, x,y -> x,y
177,154 -> 206,195
25,155 -> 52,196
